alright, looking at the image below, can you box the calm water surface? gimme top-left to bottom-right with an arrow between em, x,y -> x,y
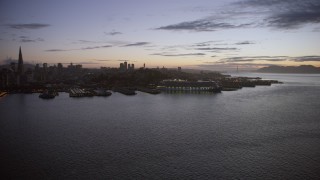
1,73 -> 320,179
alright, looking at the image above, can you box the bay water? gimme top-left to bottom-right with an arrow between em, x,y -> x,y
1,73 -> 320,179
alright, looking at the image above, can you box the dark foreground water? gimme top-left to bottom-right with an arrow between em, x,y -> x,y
1,73 -> 320,179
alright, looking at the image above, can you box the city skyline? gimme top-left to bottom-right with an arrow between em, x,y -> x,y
1,0 -> 320,71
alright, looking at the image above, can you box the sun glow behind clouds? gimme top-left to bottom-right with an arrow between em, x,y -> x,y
0,0 -> 319,71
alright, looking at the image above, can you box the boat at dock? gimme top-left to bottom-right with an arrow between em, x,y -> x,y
93,89 -> 112,96
39,90 -> 56,99
113,87 -> 136,95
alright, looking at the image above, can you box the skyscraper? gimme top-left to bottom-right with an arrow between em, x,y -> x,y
124,61 -> 128,70
17,46 -> 24,75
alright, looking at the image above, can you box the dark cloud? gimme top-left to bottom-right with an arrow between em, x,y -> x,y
158,42 -> 233,53
193,43 -> 210,47
238,0 -> 320,29
160,45 -> 186,51
20,39 -> 42,43
195,47 -> 238,51
151,53 -> 205,57
94,59 -> 113,62
156,19 -> 252,32
220,56 -> 288,62
73,40 -> 98,44
235,41 -> 255,45
45,45 -> 112,52
116,60 -> 137,62
268,10 -> 320,29
292,56 -> 320,62
197,63 -> 274,71
192,41 -> 218,47
72,39 -> 116,45
81,45 -> 112,50
122,42 -> 150,47
156,0 -> 320,32
202,61 -> 275,66
105,31 -> 122,36
19,36 -> 44,43
234,0 -> 294,7
45,49 -> 69,52
7,23 -> 50,29
218,55 -> 320,63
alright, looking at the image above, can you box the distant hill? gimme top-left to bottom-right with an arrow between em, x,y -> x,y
257,65 -> 320,74
181,68 -> 219,74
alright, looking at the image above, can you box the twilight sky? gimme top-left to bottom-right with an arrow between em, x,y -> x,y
1,0 -> 320,71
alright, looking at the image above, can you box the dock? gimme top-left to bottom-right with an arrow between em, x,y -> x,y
158,80 -> 222,93
69,88 -> 94,97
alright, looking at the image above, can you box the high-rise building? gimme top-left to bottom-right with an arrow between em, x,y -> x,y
57,63 -> 63,69
124,61 -> 128,70
17,46 -> 24,75
43,63 -> 48,70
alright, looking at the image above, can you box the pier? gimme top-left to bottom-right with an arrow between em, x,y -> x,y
157,80 -> 222,92
69,88 -> 94,97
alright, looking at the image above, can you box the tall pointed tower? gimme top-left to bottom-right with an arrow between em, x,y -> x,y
17,46 -> 24,75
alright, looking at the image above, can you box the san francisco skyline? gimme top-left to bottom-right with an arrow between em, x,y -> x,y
1,0 -> 320,71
